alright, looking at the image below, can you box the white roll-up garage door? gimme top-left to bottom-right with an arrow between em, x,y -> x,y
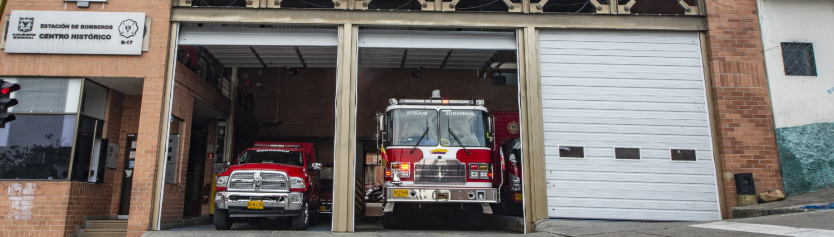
539,30 -> 721,221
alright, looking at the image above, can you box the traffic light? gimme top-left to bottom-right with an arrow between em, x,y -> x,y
0,80 -> 20,128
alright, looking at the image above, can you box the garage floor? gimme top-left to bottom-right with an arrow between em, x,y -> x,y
166,217 -> 519,235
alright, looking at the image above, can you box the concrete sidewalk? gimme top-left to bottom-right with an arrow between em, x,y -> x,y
534,209 -> 834,237
732,187 -> 834,218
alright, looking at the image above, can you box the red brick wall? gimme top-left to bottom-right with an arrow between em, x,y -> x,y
704,0 -> 783,212
109,95 -> 142,217
0,182 -> 71,236
0,0 -> 174,235
237,67 -> 337,138
104,91 -> 125,217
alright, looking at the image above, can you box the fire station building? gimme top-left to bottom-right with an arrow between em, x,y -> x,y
0,0 -> 782,236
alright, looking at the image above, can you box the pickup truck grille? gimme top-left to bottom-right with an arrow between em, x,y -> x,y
414,164 -> 467,184
228,171 -> 289,192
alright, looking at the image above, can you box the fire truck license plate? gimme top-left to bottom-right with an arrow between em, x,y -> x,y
393,189 -> 409,197
319,206 -> 326,212
515,193 -> 523,201
247,201 -> 264,210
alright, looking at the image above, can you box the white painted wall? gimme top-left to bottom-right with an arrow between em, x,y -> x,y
758,0 -> 834,128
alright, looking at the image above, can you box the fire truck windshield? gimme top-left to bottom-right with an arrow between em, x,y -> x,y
390,109 -> 438,146
389,109 -> 488,147
440,110 -> 488,147
236,150 -> 304,166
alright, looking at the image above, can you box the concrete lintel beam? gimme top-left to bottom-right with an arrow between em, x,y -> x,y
171,7 -> 707,31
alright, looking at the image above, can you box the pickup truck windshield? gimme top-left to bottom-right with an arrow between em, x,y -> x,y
236,150 -> 304,166
390,109 -> 438,146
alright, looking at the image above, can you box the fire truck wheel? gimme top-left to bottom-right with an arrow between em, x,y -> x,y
466,206 -> 485,230
309,205 -> 321,226
213,208 -> 233,230
247,217 -> 261,225
292,202 -> 309,230
382,212 -> 401,229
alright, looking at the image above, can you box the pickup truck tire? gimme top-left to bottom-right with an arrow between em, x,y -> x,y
292,202 -> 309,230
309,204 -> 321,226
214,208 -> 233,230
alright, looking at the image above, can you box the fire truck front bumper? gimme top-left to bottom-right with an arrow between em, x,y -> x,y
386,187 -> 498,203
215,191 -> 305,218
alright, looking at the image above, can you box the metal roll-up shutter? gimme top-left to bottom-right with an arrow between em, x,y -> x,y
539,30 -> 721,221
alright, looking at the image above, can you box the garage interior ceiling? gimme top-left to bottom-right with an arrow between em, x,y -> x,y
201,46 -> 513,69
181,25 -> 517,69
204,46 -> 337,68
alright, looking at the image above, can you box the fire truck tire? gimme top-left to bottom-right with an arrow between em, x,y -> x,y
466,206 -> 485,230
292,202 -> 310,230
213,208 -> 233,230
382,212 -> 402,229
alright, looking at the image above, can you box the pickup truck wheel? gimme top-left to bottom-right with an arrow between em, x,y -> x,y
214,208 -> 233,230
309,204 -> 321,226
292,202 -> 309,230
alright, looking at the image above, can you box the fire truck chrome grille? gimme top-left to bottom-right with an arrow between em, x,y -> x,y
413,164 -> 467,184
228,171 -> 289,192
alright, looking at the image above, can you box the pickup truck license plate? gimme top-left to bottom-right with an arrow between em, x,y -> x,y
247,200 -> 264,210
393,189 -> 409,197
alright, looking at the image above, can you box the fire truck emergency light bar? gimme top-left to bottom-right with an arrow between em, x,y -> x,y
393,99 -> 485,106
253,144 -> 302,148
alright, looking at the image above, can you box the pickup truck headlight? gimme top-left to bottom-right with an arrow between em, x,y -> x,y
290,177 -> 305,189
217,176 -> 229,188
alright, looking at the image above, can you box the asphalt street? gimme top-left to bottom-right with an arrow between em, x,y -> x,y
144,209 -> 834,236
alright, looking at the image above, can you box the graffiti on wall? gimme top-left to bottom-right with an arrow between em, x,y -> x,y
6,183 -> 35,220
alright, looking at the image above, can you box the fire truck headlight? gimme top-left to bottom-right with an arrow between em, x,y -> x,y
511,184 -> 521,191
290,177 -> 305,189
511,174 -> 521,184
216,176 -> 229,188
389,98 -> 398,105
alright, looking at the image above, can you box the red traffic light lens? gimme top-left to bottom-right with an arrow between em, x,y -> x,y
1,83 -> 20,95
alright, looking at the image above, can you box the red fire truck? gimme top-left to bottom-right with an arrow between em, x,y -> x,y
213,142 -> 322,230
490,111 -> 523,216
375,90 -> 499,229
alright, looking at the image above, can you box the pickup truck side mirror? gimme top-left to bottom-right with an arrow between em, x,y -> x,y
310,163 -> 322,171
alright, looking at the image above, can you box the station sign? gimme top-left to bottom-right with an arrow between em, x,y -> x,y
5,10 -> 145,55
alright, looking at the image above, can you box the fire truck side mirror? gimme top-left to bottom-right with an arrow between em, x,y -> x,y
488,116 -> 495,142
376,113 -> 386,132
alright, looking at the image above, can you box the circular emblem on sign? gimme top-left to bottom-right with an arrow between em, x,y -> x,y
508,122 -> 520,135
118,19 -> 139,38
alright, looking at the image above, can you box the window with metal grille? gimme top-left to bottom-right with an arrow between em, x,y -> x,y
781,42 -> 817,76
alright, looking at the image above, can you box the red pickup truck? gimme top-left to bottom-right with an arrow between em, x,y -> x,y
213,142 -> 322,230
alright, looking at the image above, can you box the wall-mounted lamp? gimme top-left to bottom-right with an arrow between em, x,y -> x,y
412,67 -> 422,78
